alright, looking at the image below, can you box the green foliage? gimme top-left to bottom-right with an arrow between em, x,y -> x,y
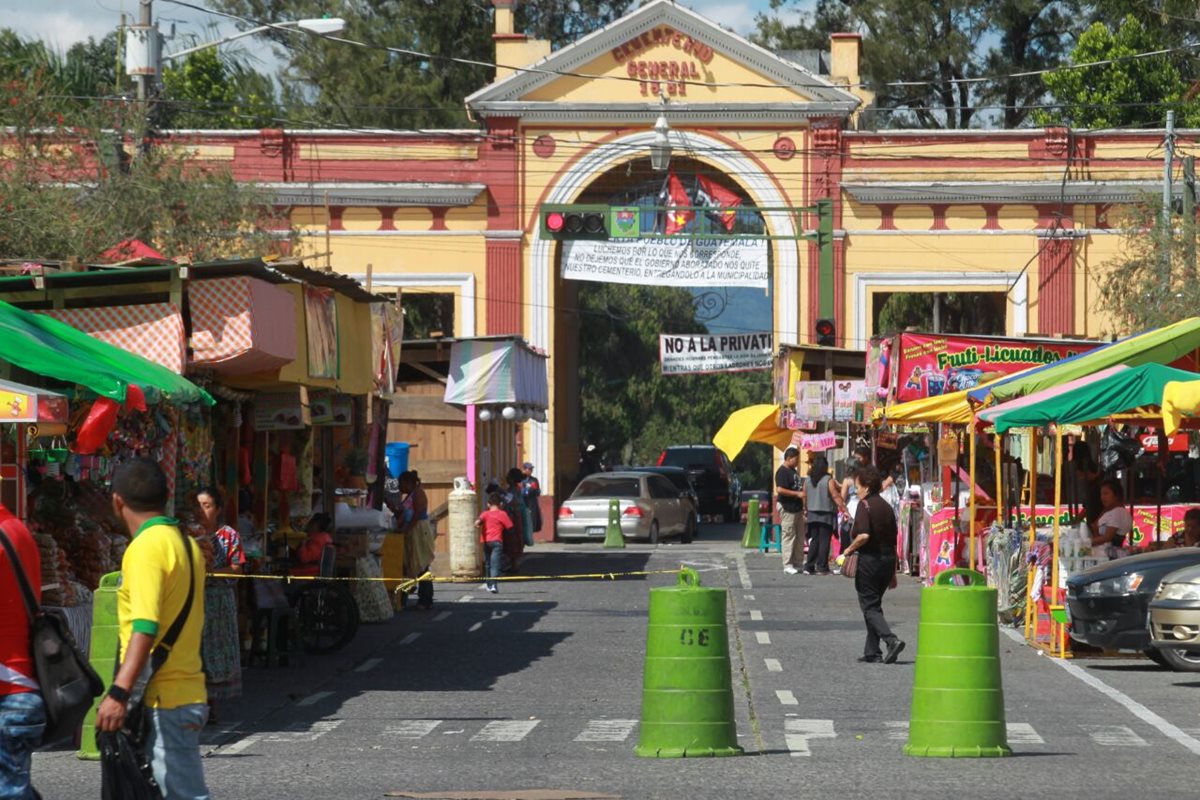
516,1 -> 637,49
161,48 -> 279,129
876,293 -> 1007,336
1096,197 -> 1199,333
0,73 -> 291,262
577,284 -> 773,490
1039,15 -> 1200,129
754,0 -> 1083,129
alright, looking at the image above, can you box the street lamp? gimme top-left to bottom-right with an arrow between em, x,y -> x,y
162,18 -> 346,62
649,112 -> 671,172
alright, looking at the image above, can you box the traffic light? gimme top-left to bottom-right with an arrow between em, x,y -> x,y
815,318 -> 836,346
541,205 -> 609,239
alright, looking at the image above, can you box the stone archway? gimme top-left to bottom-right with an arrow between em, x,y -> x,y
527,128 -> 801,484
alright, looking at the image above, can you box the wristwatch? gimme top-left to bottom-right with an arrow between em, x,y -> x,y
106,684 -> 131,703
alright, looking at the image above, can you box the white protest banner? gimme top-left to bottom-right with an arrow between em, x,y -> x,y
659,332 -> 773,375
562,238 -> 768,288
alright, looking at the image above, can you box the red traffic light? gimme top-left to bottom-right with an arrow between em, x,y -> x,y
545,212 -> 565,232
815,318 -> 836,346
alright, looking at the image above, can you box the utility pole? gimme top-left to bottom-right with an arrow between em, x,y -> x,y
136,0 -> 154,104
1185,155 -> 1197,277
1163,110 -> 1176,227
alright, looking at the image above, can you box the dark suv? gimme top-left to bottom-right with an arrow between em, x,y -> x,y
657,445 -> 737,522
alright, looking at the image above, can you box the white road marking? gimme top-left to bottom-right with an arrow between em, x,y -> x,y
1007,722 -> 1045,745
458,595 -> 474,603
750,610 -> 763,621
1083,725 -> 1148,747
733,552 -> 752,589
776,690 -> 798,706
764,658 -> 782,672
400,632 -> 422,645
755,631 -> 771,645
785,719 -> 836,757
217,735 -> 258,755
433,611 -> 452,621
575,719 -> 638,742
260,720 -> 342,742
1001,627 -> 1200,755
471,720 -> 540,742
468,622 -> 484,632
744,594 -> 755,601
885,721 -> 909,741
296,691 -> 332,707
384,720 -> 442,739
355,658 -> 382,673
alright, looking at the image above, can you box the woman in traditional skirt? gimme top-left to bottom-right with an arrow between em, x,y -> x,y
195,487 -> 246,720
398,471 -> 436,610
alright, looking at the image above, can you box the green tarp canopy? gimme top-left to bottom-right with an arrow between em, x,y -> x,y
979,363 -> 1198,434
968,317 -> 1200,407
0,299 -> 212,405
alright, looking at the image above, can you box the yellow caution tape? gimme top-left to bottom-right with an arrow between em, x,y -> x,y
206,567 -> 688,596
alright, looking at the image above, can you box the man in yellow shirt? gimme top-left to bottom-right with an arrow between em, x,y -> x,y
95,458 -> 209,800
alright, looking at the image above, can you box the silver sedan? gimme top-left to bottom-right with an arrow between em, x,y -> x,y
555,471 -> 694,544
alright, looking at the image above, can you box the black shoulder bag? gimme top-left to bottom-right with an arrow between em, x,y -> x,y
0,528 -> 104,746
99,527 -> 198,800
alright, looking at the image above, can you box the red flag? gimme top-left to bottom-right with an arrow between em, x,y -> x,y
664,172 -> 694,235
695,175 -> 742,231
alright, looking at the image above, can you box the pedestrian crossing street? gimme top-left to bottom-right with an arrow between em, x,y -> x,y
204,715 -> 1180,756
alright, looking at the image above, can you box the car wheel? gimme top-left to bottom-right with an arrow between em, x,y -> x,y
648,521 -> 660,545
1143,648 -> 1170,668
1156,646 -> 1200,672
681,514 -> 695,544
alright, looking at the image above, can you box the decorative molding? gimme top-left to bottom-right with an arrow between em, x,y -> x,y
265,181 -> 487,208
468,101 -> 859,122
851,272 -> 1028,349
842,180 -> 1180,205
465,0 -> 860,109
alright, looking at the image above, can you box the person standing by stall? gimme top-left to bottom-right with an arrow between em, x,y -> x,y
839,466 -> 905,665
775,447 -> 804,575
802,454 -> 841,575
520,462 -> 543,537
193,487 -> 245,723
97,458 -> 209,799
502,468 -> 528,572
0,502 -> 44,799
400,471 -> 436,610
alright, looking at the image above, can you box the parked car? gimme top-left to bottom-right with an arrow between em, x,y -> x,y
657,445 -> 737,522
740,490 -> 772,523
1065,548 -> 1200,668
556,471 -> 695,544
1148,561 -> 1200,671
623,466 -> 700,539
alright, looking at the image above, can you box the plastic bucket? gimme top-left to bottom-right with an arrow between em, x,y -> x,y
385,442 -> 410,478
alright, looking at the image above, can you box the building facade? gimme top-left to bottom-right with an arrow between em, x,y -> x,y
165,0 -> 1192,508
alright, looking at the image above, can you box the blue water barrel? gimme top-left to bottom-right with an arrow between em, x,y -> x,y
385,442 -> 410,478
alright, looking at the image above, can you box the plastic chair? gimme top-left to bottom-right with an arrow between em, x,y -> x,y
760,522 -> 782,553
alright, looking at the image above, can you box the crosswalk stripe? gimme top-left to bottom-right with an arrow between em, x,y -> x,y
750,610 -> 763,621
433,611 -> 452,621
471,720 -> 541,742
384,720 -> 442,739
575,719 -> 638,742
1006,722 -> 1045,745
1083,725 -> 1148,747
776,690 -> 798,706
884,721 -> 908,741
764,658 -> 782,672
785,718 -> 836,757
297,691 -> 332,707
260,720 -> 342,742
755,632 -> 771,645
400,632 -> 422,645
355,658 -> 382,673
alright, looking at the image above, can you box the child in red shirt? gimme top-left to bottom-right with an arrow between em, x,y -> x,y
475,493 -> 512,593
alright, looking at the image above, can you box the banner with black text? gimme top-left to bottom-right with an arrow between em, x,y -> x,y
659,332 -> 773,375
562,238 -> 768,288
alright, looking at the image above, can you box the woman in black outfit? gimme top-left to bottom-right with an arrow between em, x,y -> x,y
840,465 -> 905,664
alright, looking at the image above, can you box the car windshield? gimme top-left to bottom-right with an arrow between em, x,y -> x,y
661,448 -> 713,469
573,477 -> 640,498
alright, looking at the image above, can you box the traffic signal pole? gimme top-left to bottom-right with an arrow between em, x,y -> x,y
816,198 -> 834,321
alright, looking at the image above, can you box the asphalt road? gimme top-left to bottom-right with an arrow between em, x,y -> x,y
32,522 -> 1200,799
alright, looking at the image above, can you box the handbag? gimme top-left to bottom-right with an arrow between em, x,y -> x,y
0,528 -> 104,746
100,525 -> 198,800
841,552 -> 859,579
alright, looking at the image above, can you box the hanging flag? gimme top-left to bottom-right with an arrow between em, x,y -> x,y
695,174 -> 742,231
664,171 -> 695,235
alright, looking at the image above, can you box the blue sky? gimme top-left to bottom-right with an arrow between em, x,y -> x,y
3,0 -> 804,52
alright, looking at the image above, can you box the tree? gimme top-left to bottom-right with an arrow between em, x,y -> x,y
1039,15 -> 1200,129
1095,197 -> 1198,333
0,73 -> 291,262
876,293 -> 1006,336
753,0 -> 1083,129
160,48 -> 280,129
516,1 -> 636,49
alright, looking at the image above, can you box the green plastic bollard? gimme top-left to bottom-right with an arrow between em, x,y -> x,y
78,571 -> 121,761
603,497 -> 625,549
635,568 -> 743,758
904,568 -> 1011,758
740,498 -> 761,548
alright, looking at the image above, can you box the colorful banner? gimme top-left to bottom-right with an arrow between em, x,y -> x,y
927,507 -> 958,582
795,381 -> 832,421
832,380 -> 867,422
562,238 -> 768,288
893,333 -> 1089,402
1010,504 -> 1185,548
659,332 -> 772,375
799,431 -> 837,451
0,388 -> 34,423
